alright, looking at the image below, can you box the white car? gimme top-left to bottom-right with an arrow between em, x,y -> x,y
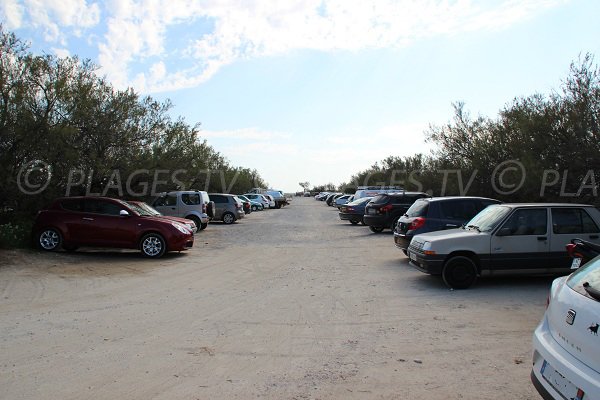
531,258 -> 600,399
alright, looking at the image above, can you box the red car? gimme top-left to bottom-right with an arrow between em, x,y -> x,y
33,197 -> 194,258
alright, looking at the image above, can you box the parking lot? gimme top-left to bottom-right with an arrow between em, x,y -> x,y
0,196 -> 550,399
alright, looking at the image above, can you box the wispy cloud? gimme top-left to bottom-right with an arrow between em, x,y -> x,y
200,127 -> 291,141
3,0 -> 566,91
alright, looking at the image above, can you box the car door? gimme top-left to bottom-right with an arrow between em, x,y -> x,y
490,208 -> 550,270
549,207 -> 600,269
83,199 -> 136,247
152,193 -> 179,217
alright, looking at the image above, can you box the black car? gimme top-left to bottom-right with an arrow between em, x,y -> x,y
393,196 -> 500,253
338,196 -> 372,225
363,192 -> 430,233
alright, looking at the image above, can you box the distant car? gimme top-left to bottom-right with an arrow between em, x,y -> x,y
33,196 -> 194,258
363,192 -> 430,233
393,197 -> 501,254
237,195 -> 264,211
235,195 -> 252,214
243,193 -> 270,209
315,192 -> 330,201
127,201 -> 197,233
408,203 -> 600,289
353,186 -> 404,200
531,259 -> 600,399
263,194 -> 276,209
209,193 -> 245,224
326,193 -> 343,206
338,197 -> 373,225
334,194 -> 354,208
152,190 -> 212,231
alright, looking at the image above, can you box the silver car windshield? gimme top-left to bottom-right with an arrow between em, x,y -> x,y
464,205 -> 511,232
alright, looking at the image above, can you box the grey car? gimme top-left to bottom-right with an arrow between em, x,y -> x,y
209,193 -> 245,224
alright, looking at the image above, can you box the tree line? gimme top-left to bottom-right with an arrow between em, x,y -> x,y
332,54 -> 600,204
0,27 -> 267,222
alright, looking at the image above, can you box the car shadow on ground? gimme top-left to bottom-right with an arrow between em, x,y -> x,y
390,256 -> 557,293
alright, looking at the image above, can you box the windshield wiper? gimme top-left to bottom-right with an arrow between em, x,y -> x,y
583,282 -> 600,302
466,225 -> 481,233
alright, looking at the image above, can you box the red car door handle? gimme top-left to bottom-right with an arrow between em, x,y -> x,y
82,217 -> 94,221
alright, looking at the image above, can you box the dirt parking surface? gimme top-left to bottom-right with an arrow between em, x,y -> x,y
0,197 -> 550,399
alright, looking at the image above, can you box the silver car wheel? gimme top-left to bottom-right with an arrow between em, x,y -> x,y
142,236 -> 163,257
39,229 -> 60,250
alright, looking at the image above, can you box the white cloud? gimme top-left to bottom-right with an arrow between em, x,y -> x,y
200,127 -> 291,141
0,0 -> 24,29
51,47 -> 70,58
91,0 -> 566,92
2,0 -> 101,43
6,0 -> 567,91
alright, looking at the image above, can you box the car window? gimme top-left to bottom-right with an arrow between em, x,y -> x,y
439,200 -> 478,220
551,208 -> 600,234
405,200 -> 429,218
84,199 -> 123,216
181,193 -> 201,205
60,199 -> 83,212
567,256 -> 600,299
467,205 -> 511,232
371,195 -> 389,204
211,195 -> 226,204
499,208 -> 548,236
154,194 -> 177,207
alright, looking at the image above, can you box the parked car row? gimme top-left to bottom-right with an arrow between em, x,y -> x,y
33,189 -> 288,258
319,188 -> 600,399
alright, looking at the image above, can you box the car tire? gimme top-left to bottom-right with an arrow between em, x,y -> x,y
187,215 -> 201,233
369,226 -> 384,233
442,256 -> 478,289
402,249 -> 407,256
200,222 -> 208,230
350,220 -> 359,225
251,205 -> 258,211
222,212 -> 235,224
38,228 -> 62,251
140,233 -> 167,258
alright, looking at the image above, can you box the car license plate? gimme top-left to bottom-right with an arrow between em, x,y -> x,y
571,258 -> 582,269
368,208 -> 377,215
409,251 -> 417,262
541,360 -> 584,400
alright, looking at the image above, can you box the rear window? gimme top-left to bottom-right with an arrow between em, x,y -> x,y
439,200 -> 479,220
371,195 -> 389,205
405,200 -> 429,218
567,257 -> 600,300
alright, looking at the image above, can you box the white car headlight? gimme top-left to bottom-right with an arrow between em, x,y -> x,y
171,222 -> 190,234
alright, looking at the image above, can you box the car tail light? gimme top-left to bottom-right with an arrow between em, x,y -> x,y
409,217 -> 426,231
566,243 -> 584,259
379,204 -> 393,213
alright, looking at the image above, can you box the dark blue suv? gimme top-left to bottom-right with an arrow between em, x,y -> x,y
393,196 -> 500,254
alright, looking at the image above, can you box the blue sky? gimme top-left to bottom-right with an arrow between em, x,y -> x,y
2,0 -> 599,192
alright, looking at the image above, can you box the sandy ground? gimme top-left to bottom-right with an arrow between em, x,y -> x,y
0,197 -> 551,399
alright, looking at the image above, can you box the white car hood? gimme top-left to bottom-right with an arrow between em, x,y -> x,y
412,228 -> 485,244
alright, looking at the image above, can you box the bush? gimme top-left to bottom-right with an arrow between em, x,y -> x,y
0,221 -> 33,249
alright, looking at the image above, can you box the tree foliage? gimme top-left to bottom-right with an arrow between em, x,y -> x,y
344,53 -> 600,204
0,27 -> 267,220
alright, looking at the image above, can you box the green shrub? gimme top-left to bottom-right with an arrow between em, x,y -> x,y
0,221 -> 33,249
